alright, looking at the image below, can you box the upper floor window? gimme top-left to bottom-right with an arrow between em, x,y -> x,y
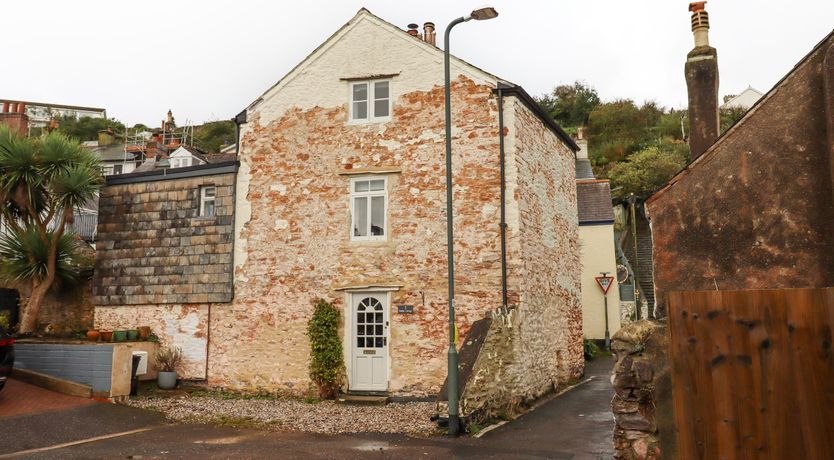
171,157 -> 191,168
351,177 -> 387,241
200,186 -> 216,217
350,80 -> 391,123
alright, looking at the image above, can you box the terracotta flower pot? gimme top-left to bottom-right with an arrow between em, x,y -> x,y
86,330 -> 100,342
101,331 -> 113,341
137,326 -> 151,340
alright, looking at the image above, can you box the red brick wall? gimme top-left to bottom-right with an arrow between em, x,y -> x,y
0,113 -> 29,137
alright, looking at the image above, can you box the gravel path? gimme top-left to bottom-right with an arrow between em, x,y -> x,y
126,395 -> 438,435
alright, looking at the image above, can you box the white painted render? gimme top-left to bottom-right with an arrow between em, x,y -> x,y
579,223 -> 622,339
169,146 -> 206,168
721,87 -> 764,110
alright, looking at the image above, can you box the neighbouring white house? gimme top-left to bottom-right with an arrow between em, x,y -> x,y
574,133 -> 621,341
721,86 -> 764,110
95,145 -> 138,176
168,145 -> 208,168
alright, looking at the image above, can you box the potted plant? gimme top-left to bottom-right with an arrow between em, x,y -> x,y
137,326 -> 151,340
126,329 -> 139,341
101,330 -> 113,342
155,346 -> 182,390
86,329 -> 100,342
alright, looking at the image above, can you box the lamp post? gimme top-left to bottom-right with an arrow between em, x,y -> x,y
443,6 -> 498,437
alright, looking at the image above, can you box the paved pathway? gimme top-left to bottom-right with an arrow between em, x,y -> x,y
0,379 -> 94,418
2,357 -> 615,459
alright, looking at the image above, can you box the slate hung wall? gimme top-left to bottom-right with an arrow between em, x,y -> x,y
93,163 -> 237,378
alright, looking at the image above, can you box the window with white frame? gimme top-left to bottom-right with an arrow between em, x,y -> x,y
351,177 -> 387,240
171,157 -> 191,168
200,185 -> 216,217
350,80 -> 391,122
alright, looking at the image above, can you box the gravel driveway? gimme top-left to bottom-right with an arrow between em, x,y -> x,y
126,394 -> 438,435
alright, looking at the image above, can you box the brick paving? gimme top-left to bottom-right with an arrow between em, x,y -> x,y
0,378 -> 96,418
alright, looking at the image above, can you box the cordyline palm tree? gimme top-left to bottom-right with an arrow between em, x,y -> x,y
0,126 -> 102,333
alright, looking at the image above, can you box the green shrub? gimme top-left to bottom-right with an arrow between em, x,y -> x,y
584,339 -> 600,360
307,298 -> 345,399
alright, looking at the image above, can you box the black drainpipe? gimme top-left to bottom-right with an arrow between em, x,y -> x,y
497,88 -> 508,308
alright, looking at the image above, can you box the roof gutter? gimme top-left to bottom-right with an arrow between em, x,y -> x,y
494,83 -> 580,153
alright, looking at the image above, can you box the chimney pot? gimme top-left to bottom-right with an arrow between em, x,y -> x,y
2,102 -> 9,113
407,23 -> 419,37
685,0 -> 719,160
423,22 -> 436,46
689,2 -> 710,47
18,104 -> 25,114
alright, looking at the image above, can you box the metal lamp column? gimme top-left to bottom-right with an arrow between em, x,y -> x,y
442,6 -> 498,437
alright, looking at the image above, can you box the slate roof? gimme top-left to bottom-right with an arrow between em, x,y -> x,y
577,180 -> 614,225
575,158 -> 595,180
205,152 -> 237,163
95,144 -> 133,162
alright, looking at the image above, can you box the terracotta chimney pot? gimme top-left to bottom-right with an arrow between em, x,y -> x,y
407,23 -> 419,37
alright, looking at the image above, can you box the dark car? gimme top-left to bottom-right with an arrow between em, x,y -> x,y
0,326 -> 13,392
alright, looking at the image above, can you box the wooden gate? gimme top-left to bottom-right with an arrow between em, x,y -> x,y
668,288 -> 834,459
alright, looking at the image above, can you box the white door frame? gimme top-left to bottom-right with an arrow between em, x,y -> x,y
344,289 -> 393,392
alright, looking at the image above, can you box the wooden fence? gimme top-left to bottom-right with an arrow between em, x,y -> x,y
668,288 -> 834,459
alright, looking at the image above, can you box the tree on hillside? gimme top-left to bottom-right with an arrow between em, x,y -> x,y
56,115 -> 125,141
607,146 -> 688,198
193,120 -> 235,153
536,81 -> 600,128
587,99 -> 654,163
0,127 -> 102,333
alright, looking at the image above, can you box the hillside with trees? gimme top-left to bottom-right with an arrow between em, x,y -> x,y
536,81 -> 745,198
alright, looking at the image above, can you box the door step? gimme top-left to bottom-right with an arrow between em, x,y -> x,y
337,394 -> 389,406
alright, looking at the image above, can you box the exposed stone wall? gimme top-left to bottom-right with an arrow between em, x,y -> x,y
0,280 -> 94,332
510,97 -> 583,383
93,171 -> 236,305
648,33 -> 834,318
37,281 -> 94,332
611,320 -> 673,460
211,76 -> 508,394
95,304 -> 208,379
460,99 -> 582,419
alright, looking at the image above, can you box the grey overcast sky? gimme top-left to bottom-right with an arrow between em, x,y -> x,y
3,1 -> 832,126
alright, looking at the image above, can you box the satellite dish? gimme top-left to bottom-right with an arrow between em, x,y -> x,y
616,264 -> 630,284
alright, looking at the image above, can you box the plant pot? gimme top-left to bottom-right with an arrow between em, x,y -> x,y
101,331 -> 113,342
157,371 -> 177,390
113,330 -> 128,342
86,330 -> 100,342
127,330 -> 139,341
137,326 -> 151,340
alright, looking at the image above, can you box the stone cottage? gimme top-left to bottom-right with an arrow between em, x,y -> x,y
95,9 -> 583,406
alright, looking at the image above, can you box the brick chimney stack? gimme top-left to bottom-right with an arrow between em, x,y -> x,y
0,101 -> 30,137
685,1 -> 720,160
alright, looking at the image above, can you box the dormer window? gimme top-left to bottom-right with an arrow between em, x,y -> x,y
350,80 -> 391,123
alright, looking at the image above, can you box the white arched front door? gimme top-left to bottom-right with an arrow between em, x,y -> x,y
350,293 -> 389,392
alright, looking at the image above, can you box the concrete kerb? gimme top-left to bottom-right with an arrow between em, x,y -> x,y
11,368 -> 93,399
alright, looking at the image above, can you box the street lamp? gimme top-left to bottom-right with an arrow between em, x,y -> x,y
443,6 -> 498,437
